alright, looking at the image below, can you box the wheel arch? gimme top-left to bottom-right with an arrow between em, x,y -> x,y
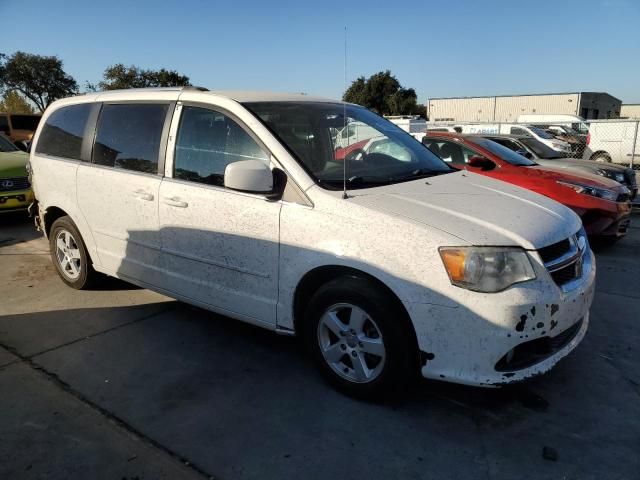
292,265 -> 419,357
590,150 -> 611,161
42,206 -> 70,237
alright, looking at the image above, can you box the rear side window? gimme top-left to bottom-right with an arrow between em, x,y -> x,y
174,106 -> 268,186
93,103 -> 168,174
35,104 -> 92,160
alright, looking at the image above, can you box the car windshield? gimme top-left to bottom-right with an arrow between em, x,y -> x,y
0,135 -> 19,152
519,137 -> 564,159
471,137 -> 537,166
528,126 -> 555,139
10,115 -> 41,131
244,101 -> 452,188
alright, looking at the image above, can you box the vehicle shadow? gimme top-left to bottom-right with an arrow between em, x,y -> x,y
0,211 -> 41,247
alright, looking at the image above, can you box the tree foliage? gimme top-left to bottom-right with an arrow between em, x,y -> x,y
0,51 -> 78,112
0,90 -> 35,114
343,70 -> 426,117
93,64 -> 191,90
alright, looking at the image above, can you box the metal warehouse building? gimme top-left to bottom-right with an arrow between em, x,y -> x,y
621,104 -> 640,119
427,92 -> 622,122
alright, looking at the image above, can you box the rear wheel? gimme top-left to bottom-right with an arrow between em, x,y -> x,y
49,216 -> 98,289
303,276 -> 417,399
592,153 -> 612,163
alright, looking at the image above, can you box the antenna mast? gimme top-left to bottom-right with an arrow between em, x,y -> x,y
342,26 -> 348,199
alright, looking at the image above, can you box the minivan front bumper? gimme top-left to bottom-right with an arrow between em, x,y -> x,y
405,248 -> 596,387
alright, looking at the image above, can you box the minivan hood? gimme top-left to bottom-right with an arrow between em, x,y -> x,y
348,171 -> 581,250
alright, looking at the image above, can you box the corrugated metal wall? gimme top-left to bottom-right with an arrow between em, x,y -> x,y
427,93 -> 621,122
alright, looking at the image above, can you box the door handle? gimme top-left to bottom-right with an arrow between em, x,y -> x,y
163,196 -> 188,208
133,189 -> 154,201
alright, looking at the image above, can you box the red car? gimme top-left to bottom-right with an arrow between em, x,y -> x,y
423,133 -> 632,240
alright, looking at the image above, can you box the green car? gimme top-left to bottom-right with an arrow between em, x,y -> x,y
0,134 -> 33,213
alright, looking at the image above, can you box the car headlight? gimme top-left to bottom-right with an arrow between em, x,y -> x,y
596,169 -> 625,183
439,247 -> 536,293
557,180 -> 620,201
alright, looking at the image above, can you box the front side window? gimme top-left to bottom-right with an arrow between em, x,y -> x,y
93,103 -> 168,173
424,139 -> 475,165
174,106 -> 269,186
244,102 -> 451,189
35,104 -> 92,160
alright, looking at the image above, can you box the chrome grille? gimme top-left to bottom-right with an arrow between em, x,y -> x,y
0,176 -> 30,192
539,231 -> 586,289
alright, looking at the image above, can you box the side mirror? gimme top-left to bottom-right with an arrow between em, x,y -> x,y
224,160 -> 273,193
467,155 -> 496,171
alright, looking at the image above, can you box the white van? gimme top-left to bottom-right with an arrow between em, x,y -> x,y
517,114 -> 589,134
29,87 -> 595,398
583,120 -> 640,165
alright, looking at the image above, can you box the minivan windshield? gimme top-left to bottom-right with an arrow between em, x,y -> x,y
244,102 -> 452,189
471,137 -> 537,166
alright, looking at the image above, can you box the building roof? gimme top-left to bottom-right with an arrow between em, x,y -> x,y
428,92 -> 620,101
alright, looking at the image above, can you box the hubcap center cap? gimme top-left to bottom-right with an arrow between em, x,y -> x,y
345,333 -> 358,348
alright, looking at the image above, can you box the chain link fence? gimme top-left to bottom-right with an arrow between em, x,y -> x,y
422,119 -> 640,170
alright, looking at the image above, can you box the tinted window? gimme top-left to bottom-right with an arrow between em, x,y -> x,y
93,104 -> 168,173
0,134 -> 18,152
10,115 -> 41,131
35,104 -> 92,160
510,127 -> 527,136
174,106 -> 268,186
470,137 -> 536,166
528,126 -> 554,139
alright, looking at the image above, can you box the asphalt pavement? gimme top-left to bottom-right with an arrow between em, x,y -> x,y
1,211 -> 639,480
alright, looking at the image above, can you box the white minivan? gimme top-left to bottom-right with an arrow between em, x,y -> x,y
29,87 -> 595,398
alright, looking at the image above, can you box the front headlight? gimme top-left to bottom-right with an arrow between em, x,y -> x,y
557,180 -> 619,201
596,169 -> 626,183
439,247 -> 536,293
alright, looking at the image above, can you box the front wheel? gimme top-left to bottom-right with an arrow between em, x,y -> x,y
303,276 -> 417,399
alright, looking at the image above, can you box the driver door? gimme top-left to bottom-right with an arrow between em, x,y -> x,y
158,103 -> 281,327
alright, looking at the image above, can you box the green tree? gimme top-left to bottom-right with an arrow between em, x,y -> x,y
0,90 -> 35,114
94,63 -> 191,90
0,51 -> 78,112
343,70 -> 425,117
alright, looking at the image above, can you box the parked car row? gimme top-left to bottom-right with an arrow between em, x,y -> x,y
28,88 -> 597,399
421,114 -> 640,168
0,134 -> 33,213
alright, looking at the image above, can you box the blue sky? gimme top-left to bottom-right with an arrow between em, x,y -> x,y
2,0 -> 639,103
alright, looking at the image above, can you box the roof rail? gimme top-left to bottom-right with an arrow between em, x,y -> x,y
93,86 -> 209,94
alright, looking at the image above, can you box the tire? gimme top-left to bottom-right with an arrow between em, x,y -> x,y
49,216 -> 98,289
302,275 -> 417,400
592,153 -> 612,163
